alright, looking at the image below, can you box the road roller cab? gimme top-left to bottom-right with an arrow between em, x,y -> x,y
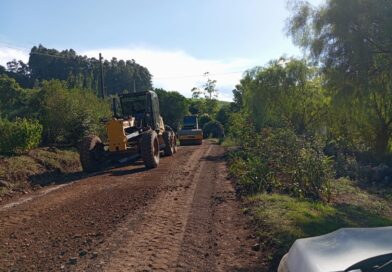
177,115 -> 203,145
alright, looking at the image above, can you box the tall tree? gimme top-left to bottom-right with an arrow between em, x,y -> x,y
202,72 -> 219,115
154,88 -> 189,130
203,72 -> 218,100
288,0 -> 392,154
21,45 -> 153,95
0,75 -> 24,118
240,58 -> 328,134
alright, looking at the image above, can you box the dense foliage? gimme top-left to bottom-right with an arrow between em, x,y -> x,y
223,0 -> 392,203
0,118 -> 42,155
241,58 -> 328,134
0,75 -> 111,150
288,0 -> 392,155
198,114 -> 213,130
154,88 -> 188,130
36,80 -> 111,145
228,120 -> 333,200
203,120 -> 225,139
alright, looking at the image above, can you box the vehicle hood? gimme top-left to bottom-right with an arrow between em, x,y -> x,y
278,226 -> 392,272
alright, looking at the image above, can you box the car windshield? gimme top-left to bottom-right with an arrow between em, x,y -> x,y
345,253 -> 392,272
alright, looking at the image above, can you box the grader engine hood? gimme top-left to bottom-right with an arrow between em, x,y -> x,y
106,118 -> 137,152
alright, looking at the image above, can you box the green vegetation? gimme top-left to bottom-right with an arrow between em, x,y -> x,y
220,1 -> 392,270
288,0 -> 392,155
202,120 -> 225,139
241,58 -> 328,134
247,180 -> 392,270
154,88 -> 189,130
37,80 -> 111,145
0,75 -> 111,149
3,45 -> 152,94
229,127 -> 333,200
0,118 -> 42,155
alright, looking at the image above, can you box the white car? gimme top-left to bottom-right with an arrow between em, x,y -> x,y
278,226 -> 392,272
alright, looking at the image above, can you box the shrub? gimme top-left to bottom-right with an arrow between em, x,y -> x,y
198,114 -> 212,129
37,80 -> 111,145
229,127 -> 333,201
203,120 -> 225,138
215,105 -> 231,132
0,118 -> 43,155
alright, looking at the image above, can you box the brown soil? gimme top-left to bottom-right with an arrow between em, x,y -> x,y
0,141 -> 263,271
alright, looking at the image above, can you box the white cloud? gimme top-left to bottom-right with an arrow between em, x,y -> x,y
0,44 -> 253,101
82,47 -> 253,101
0,45 -> 29,67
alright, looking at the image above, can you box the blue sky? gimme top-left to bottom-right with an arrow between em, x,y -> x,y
0,0 -> 324,100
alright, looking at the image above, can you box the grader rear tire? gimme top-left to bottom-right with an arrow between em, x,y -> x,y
79,135 -> 104,172
141,131 -> 160,169
163,131 -> 174,156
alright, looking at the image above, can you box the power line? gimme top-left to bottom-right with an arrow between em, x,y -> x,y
154,71 -> 245,80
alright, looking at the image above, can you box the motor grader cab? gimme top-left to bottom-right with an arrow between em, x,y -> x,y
79,91 -> 177,172
177,115 -> 203,145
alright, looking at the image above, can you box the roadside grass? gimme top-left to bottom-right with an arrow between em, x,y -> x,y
246,178 -> 392,270
220,137 -> 236,147
0,148 -> 81,197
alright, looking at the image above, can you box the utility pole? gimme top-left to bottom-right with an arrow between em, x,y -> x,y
133,80 -> 136,92
99,53 -> 105,98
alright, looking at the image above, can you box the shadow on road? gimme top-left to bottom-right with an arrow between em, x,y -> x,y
109,167 -> 147,176
29,157 -> 147,187
202,154 -> 225,162
29,171 -> 86,187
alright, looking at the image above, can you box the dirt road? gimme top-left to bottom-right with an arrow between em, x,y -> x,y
0,141 -> 263,271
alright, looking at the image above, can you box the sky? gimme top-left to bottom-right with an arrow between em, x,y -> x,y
0,0 -> 324,101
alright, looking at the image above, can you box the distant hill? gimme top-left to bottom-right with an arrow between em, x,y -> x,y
217,100 -> 231,109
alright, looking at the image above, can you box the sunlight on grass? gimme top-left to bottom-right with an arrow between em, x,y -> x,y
248,192 -> 392,270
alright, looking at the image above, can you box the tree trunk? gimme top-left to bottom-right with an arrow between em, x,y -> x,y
374,125 -> 390,155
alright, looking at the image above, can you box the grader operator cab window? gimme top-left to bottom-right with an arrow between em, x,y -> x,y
121,95 -> 146,117
118,91 -> 160,130
119,93 -> 147,128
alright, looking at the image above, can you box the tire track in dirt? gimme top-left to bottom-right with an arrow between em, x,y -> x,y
0,142 -> 263,272
0,145 -> 199,271
80,144 -> 213,271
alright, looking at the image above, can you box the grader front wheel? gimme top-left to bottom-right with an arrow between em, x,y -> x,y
172,134 -> 177,154
141,131 -> 160,169
79,135 -> 104,172
163,131 -> 175,156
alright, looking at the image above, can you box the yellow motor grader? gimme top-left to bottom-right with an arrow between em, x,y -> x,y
79,91 -> 177,172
